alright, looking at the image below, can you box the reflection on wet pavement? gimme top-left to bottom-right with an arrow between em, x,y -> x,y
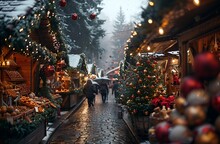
49,92 -> 137,144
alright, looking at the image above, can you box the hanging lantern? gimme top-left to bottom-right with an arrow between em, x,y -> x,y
59,0 -> 67,7
89,13 -> 96,20
71,13 -> 78,20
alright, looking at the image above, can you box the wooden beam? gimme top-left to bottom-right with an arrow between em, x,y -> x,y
178,15 -> 220,43
151,35 -> 176,43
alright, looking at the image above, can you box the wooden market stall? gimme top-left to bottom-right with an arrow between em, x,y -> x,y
87,63 -> 98,79
125,0 -> 220,97
55,54 -> 88,109
145,0 -> 220,77
0,0 -> 66,143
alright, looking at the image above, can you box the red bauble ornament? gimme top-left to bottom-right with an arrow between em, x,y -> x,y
59,0 -> 66,7
211,93 -> 220,113
131,95 -> 135,99
155,122 -> 171,143
195,124 -> 215,136
180,77 -> 204,98
194,52 -> 220,80
48,65 -> 55,73
71,13 -> 78,20
136,61 -> 140,66
89,13 -> 96,19
44,65 -> 55,77
194,124 -> 219,144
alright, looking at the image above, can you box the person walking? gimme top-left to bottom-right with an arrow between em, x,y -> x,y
112,80 -> 119,100
99,83 -> 109,103
83,79 -> 97,107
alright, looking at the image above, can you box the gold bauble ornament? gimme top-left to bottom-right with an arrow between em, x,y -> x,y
185,106 -> 206,126
195,131 -> 219,144
137,90 -> 141,95
175,97 -> 186,114
144,69 -> 147,73
138,79 -> 143,84
172,116 -> 188,126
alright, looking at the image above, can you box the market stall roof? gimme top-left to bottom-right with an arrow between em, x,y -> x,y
0,0 -> 36,21
147,0 -> 220,45
97,68 -> 104,78
106,66 -> 120,76
68,54 -> 81,68
0,0 -> 66,63
87,63 -> 97,75
128,0 -> 220,55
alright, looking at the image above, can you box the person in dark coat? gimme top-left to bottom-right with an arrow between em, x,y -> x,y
83,79 -> 97,107
112,80 -> 119,99
99,83 -> 109,103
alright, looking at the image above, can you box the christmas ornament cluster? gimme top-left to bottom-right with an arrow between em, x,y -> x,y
155,52 -> 220,144
59,0 -> 96,20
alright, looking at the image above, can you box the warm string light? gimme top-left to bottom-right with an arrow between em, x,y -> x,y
193,0 -> 200,6
148,19 -> 153,24
158,27 -> 164,35
148,1 -> 154,6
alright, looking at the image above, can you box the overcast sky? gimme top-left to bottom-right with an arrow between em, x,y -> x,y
100,0 -> 147,23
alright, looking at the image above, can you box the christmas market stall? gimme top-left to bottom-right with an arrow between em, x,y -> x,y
0,0 -> 67,143
87,63 -> 97,79
120,0 -> 220,143
54,53 -> 88,110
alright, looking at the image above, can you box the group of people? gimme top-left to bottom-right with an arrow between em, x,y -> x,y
83,79 -> 119,107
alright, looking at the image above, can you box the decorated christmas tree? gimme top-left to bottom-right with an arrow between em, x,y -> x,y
118,55 -> 167,116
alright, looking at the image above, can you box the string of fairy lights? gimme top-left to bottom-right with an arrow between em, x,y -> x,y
2,0 -> 65,64
124,0 -> 201,61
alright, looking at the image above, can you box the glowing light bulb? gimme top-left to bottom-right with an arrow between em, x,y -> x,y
149,1 -> 154,6
147,46 -> 151,51
193,0 -> 200,6
148,19 -> 153,24
159,27 -> 164,35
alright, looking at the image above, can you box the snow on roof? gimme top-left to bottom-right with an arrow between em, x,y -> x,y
68,54 -> 81,68
106,66 -> 120,75
0,0 -> 36,21
87,64 -> 93,73
97,68 -> 103,77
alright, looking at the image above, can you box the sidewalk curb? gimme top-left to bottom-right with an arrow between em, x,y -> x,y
41,97 -> 86,144
122,117 -> 140,144
120,106 -> 140,144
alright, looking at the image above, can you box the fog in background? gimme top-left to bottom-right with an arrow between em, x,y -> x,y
99,0 -> 147,73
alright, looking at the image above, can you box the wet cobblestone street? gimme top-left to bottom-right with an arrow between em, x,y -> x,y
49,91 -> 137,144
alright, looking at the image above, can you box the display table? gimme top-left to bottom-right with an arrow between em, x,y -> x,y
56,91 -> 78,110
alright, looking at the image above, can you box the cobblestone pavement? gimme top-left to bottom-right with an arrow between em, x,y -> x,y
49,91 -> 137,144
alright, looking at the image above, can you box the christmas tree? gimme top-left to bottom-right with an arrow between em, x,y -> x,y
119,55 -> 167,116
